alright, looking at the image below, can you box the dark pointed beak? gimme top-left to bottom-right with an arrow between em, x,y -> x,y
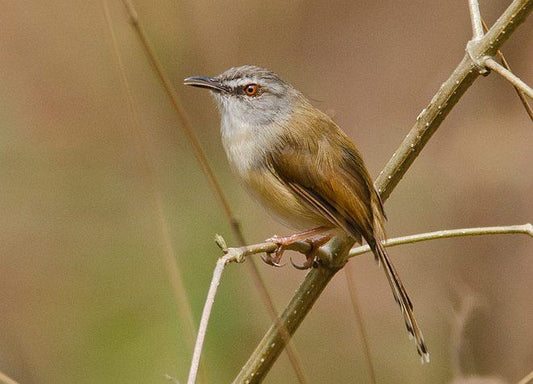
183,76 -> 227,93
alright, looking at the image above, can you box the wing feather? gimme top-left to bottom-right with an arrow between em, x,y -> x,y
265,111 -> 428,362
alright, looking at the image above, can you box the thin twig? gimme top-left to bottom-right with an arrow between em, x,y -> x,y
494,51 -> 533,121
343,264 -> 377,384
481,18 -> 533,121
468,0 -> 484,39
101,2 -> 206,382
378,0 -> 533,200
518,370 -> 533,384
119,1 -> 309,382
220,224 -> 532,264
348,223 -> 533,258
187,250 -> 235,384
483,57 -> 533,99
235,1 -> 533,380
228,222 -> 532,382
0,371 -> 20,384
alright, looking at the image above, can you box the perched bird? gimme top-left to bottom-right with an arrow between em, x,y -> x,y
184,65 -> 429,362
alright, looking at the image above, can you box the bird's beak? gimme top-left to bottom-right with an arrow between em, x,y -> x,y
183,76 -> 227,93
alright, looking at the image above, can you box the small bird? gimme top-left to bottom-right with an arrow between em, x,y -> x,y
184,65 -> 429,362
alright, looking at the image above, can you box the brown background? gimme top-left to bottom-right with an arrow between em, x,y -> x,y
1,1 -> 532,383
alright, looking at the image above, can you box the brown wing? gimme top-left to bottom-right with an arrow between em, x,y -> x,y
267,123 -> 378,245
267,114 -> 429,362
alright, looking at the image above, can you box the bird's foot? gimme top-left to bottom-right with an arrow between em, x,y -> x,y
261,236 -> 287,267
261,227 -> 331,269
290,235 -> 332,270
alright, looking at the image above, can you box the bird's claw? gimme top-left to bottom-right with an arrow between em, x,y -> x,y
290,256 -> 315,270
289,235 -> 331,270
261,253 -> 286,267
261,235 -> 288,267
262,231 -> 330,269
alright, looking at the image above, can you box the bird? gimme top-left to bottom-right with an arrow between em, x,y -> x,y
184,65 -> 429,362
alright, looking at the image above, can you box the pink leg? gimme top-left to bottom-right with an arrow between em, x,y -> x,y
262,226 -> 331,267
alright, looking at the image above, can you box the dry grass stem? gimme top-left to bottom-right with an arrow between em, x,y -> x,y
119,1 -> 308,381
101,1 -> 206,381
517,370 -> 533,384
0,371 -> 20,384
343,264 -> 377,384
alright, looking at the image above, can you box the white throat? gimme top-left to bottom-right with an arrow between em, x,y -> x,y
219,104 -> 287,176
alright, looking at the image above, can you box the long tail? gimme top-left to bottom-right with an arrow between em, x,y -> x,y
371,239 -> 430,363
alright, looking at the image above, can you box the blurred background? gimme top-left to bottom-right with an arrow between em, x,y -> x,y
1,1 -> 532,383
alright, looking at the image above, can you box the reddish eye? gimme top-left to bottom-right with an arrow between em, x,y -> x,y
244,83 -> 259,96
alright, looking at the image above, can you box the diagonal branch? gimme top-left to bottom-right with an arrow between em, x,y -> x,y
225,223 -> 533,383
378,0 -> 533,200
466,3 -> 533,101
234,0 -> 533,382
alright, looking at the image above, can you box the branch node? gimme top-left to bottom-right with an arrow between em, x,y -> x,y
224,247 -> 246,263
466,40 -> 491,76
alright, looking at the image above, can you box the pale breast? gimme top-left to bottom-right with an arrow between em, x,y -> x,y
219,110 -> 328,230
244,168 -> 329,230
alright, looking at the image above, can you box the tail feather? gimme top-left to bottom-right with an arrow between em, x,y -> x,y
372,240 -> 430,363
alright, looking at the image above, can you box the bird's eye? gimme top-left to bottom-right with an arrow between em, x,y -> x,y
243,83 -> 259,96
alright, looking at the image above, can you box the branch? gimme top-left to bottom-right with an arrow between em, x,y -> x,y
378,0 -> 533,200
481,18 -> 533,121
204,223 -> 531,381
468,0 -> 484,39
483,57 -> 533,99
218,224 -> 532,265
348,223 -> 533,258
235,0 -> 533,381
467,0 -> 533,100
187,240 -> 236,384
